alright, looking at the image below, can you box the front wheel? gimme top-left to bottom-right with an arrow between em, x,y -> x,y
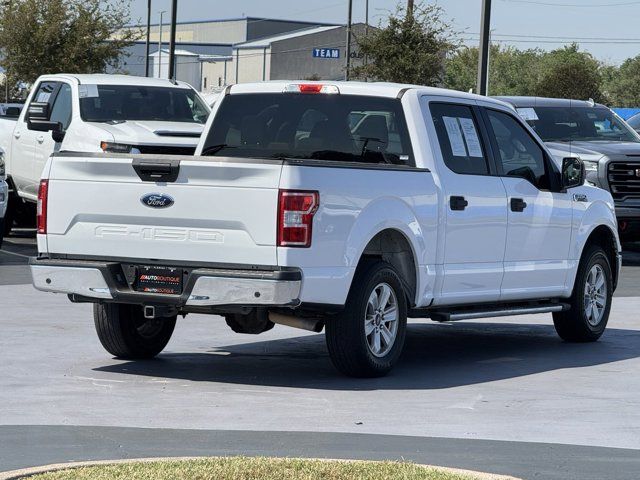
325,261 -> 407,377
94,303 -> 176,359
553,245 -> 613,342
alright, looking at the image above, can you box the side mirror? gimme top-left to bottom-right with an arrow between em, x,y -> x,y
51,123 -> 65,143
562,157 -> 585,190
27,101 -> 57,132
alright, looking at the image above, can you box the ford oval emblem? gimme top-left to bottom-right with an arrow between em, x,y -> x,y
141,193 -> 174,209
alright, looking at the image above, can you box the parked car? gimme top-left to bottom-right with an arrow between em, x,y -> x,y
0,147 -> 7,248
0,103 -> 23,118
497,96 -> 640,241
625,112 -> 640,134
0,74 -> 210,236
30,82 -> 620,377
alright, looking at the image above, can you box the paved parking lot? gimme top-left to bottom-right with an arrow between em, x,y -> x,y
1,233 -> 639,479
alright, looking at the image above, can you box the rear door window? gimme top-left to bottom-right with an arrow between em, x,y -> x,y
430,103 -> 489,175
203,93 -> 414,166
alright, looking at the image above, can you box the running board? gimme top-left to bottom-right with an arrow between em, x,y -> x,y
428,303 -> 569,322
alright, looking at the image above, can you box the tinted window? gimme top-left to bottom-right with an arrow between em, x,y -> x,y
202,93 -> 414,165
520,106 -> 639,143
49,84 -> 72,130
487,109 -> 550,190
79,85 -> 209,124
31,82 -> 59,106
431,103 -> 489,175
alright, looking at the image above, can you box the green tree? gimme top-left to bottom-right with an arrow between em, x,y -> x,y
352,3 -> 459,85
603,55 -> 640,107
0,0 -> 140,89
534,44 -> 605,102
445,45 -> 542,96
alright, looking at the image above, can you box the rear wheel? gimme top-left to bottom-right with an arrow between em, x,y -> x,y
553,245 -> 612,342
325,261 -> 407,377
93,303 -> 176,359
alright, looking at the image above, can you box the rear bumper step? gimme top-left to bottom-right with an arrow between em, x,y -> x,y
30,258 -> 301,308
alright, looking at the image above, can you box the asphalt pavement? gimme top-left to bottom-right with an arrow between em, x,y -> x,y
1,232 -> 639,479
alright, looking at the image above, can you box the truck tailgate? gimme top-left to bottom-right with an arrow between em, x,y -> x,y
45,154 -> 283,266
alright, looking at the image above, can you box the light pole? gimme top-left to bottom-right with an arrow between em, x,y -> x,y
168,0 -> 178,81
477,0 -> 492,95
145,0 -> 151,77
345,0 -> 353,81
158,10 -> 166,78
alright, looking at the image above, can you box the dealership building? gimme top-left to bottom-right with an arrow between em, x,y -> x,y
117,17 -> 365,91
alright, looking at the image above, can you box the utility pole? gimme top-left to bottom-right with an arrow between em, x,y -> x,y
477,0 -> 492,95
365,0 -> 369,34
345,0 -> 353,81
145,0 -> 151,77
158,11 -> 165,78
168,0 -> 178,81
407,0 -> 414,17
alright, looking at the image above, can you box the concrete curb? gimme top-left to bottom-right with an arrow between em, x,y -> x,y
0,456 -> 522,480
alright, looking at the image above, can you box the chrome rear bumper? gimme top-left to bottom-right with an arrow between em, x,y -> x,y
30,258 -> 302,307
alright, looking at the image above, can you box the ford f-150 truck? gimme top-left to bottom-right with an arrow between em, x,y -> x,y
0,74 -> 210,235
497,96 -> 640,242
30,82 -> 621,377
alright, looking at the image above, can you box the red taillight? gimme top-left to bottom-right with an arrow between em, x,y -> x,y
37,179 -> 48,234
277,190 -> 319,248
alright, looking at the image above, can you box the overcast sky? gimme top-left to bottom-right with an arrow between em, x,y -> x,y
128,0 -> 640,64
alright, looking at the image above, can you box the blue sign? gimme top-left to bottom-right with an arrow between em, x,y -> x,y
313,48 -> 340,59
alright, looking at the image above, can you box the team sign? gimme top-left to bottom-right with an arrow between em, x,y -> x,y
312,48 -> 340,59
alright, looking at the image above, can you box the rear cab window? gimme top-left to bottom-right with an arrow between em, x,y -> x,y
202,93 -> 415,166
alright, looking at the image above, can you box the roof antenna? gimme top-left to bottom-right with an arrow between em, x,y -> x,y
587,98 -> 595,107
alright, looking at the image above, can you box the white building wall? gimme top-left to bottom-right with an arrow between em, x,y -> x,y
234,47 -> 271,84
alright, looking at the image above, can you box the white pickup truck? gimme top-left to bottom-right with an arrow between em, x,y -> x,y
0,74 -> 210,235
30,82 -> 621,377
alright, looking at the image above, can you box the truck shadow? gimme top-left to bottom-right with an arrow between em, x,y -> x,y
94,321 -> 640,391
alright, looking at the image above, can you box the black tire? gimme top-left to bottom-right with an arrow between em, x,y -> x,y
325,260 -> 407,377
553,245 -> 613,342
0,218 -> 4,249
93,303 -> 176,359
2,203 -> 12,236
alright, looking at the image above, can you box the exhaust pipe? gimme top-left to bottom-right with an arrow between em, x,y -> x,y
269,312 -> 324,333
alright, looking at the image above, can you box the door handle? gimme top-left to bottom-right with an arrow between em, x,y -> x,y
510,198 -> 527,212
450,196 -> 468,211
36,135 -> 44,143
13,131 -> 20,139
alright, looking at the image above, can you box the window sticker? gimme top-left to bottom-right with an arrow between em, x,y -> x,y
36,92 -> 51,103
443,116 -> 467,157
78,84 -> 99,99
516,107 -> 539,121
459,117 -> 483,158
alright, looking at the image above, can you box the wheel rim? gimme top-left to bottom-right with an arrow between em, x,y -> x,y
584,264 -> 607,327
364,282 -> 399,358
